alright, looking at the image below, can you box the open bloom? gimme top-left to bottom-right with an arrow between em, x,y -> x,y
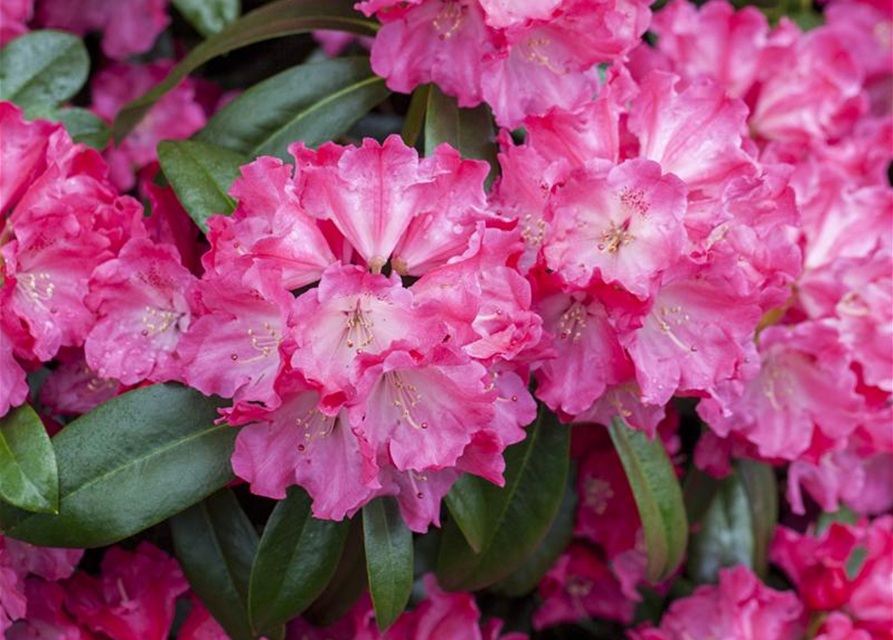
361,0 -> 651,127
195,135 -> 537,531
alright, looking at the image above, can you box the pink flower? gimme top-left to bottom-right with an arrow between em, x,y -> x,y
749,25 -> 867,145
178,260 -> 292,407
6,579 -> 95,640
387,574 -> 528,640
205,156 -> 336,289
229,373 -> 379,521
813,613 -> 873,640
534,543 -> 636,629
629,565 -> 804,640
85,238 -> 195,385
296,136 -> 489,274
91,62 -> 208,192
0,0 -> 32,46
698,321 -> 865,462
651,0 -> 769,99
64,543 -> 188,640
544,158 -> 688,297
771,517 -> 893,633
38,349 -> 122,416
312,30 -> 374,57
629,72 -> 755,197
364,0 -> 649,127
37,0 -> 170,60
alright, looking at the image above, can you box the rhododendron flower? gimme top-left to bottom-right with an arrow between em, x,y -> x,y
0,0 -> 32,46
64,543 -> 188,640
629,565 -> 805,640
534,543 -> 636,629
85,238 -> 195,384
771,517 -> 893,634
195,135 -> 536,530
36,0 -> 170,60
0,102 -> 144,417
90,62 -> 208,192
39,350 -> 123,416
361,0 -> 651,127
698,321 -> 864,462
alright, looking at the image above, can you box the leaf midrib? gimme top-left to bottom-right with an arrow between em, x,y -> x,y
2,36 -> 82,104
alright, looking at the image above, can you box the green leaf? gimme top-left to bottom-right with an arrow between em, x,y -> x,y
55,108 -> 110,149
686,471 -> 753,584
0,30 -> 89,110
845,545 -> 868,580
492,466 -> 577,597
0,404 -> 58,514
171,489 -> 258,640
196,57 -> 390,160
363,497 -> 413,631
816,506 -> 858,535
174,0 -> 241,37
424,85 -> 498,186
248,487 -> 349,633
436,405 -> 571,591
736,459 -> 777,579
400,84 -> 430,147
113,0 -> 378,141
444,473 -> 488,553
0,384 -> 236,548
157,139 -> 246,233
608,418 -> 688,583
303,517 -> 367,627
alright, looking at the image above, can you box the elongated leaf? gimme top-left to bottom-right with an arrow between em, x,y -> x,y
174,0 -> 241,36
444,473 -> 488,553
157,139 -> 245,233
400,84 -> 430,147
683,467 -> 720,528
686,471 -> 753,584
303,517 -> 367,627
424,85 -> 497,185
492,467 -> 577,597
736,459 -> 777,579
113,0 -> 377,140
437,405 -> 570,591
0,384 -> 236,547
172,489 -> 258,640
608,418 -> 688,583
196,57 -> 389,159
249,487 -> 349,632
0,404 -> 58,513
0,30 -> 89,109
364,497 -> 413,631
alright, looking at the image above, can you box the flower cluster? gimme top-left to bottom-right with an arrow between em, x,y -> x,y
358,0 -> 652,126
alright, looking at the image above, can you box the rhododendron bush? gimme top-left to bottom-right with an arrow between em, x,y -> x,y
0,0 -> 890,637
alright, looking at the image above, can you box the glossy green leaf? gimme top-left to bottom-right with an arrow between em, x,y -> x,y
686,471 -> 753,584
437,405 -> 571,591
816,506 -> 858,535
424,85 -> 498,186
248,487 -> 349,632
0,404 -> 58,514
492,466 -> 577,597
0,30 -> 89,109
363,497 -> 413,631
682,467 -> 720,528
113,0 -> 378,141
608,418 -> 688,583
845,545 -> 868,580
171,489 -> 258,640
303,517 -> 367,627
444,473 -> 488,553
0,384 -> 236,548
174,0 -> 241,36
196,57 -> 390,160
400,84 -> 430,147
157,139 -> 246,233
736,459 -> 777,579
56,107 -> 110,149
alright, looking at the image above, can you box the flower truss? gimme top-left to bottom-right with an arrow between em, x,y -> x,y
0,0 -> 890,637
